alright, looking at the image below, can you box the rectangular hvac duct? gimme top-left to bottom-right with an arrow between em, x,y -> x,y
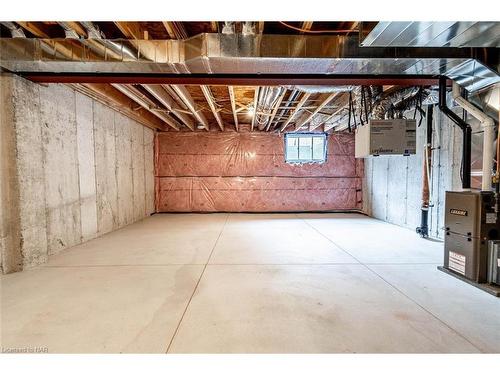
361,22 -> 500,48
1,33 -> 498,92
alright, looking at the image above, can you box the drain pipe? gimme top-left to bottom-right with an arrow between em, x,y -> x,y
416,105 -> 433,238
452,82 -> 496,191
438,76 -> 472,190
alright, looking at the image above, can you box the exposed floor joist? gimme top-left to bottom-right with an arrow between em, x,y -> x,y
170,85 -> 210,131
265,89 -> 287,131
280,92 -> 311,132
112,84 -> 180,130
251,86 -> 260,131
294,92 -> 340,131
143,85 -> 194,131
200,85 -> 224,131
227,86 -> 239,131
78,83 -> 168,131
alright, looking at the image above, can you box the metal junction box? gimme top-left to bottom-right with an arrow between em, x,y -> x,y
354,119 -> 416,158
444,191 -> 499,283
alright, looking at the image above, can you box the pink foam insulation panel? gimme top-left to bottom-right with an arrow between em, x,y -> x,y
155,131 -> 363,212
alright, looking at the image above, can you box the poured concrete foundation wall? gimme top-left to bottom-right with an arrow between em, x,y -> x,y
362,107 -> 464,239
0,74 -> 155,273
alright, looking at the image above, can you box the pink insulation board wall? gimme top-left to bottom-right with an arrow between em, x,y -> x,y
155,131 -> 363,212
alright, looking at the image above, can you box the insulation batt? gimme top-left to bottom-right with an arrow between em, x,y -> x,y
155,132 -> 363,212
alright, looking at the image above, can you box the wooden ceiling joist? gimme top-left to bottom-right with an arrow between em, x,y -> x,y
315,93 -> 350,131
294,92 -> 339,131
62,22 -> 87,38
112,22 -> 195,131
114,22 -> 143,40
112,84 -> 180,130
228,86 -> 239,131
16,21 -> 50,37
301,21 -> 314,32
280,92 -> 311,132
251,86 -> 260,131
143,85 -> 194,131
265,89 -> 287,131
200,85 -> 224,131
162,21 -> 188,39
80,83 -> 167,131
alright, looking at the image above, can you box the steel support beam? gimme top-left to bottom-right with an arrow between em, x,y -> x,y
20,72 -> 443,86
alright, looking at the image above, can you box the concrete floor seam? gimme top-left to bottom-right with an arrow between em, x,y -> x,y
165,213 -> 230,353
41,264 -> 208,268
206,263 -> 362,266
295,215 -> 364,264
296,215 -> 484,353
41,262 -> 444,267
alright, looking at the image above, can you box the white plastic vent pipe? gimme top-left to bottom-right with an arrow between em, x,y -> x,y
452,83 -> 495,191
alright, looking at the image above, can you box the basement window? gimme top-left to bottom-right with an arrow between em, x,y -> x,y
285,133 -> 327,164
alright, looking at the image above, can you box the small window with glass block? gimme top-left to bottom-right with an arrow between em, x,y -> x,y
284,133 -> 327,163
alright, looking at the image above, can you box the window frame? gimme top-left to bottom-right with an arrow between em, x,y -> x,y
284,132 -> 328,164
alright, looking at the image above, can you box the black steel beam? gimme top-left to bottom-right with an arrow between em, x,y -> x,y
19,72 -> 443,86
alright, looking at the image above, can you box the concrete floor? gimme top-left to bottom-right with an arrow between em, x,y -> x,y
1,213 -> 499,353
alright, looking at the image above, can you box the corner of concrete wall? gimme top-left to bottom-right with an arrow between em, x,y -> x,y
11,74 -> 49,267
0,73 -> 23,273
144,127 -> 155,215
362,107 -> 463,240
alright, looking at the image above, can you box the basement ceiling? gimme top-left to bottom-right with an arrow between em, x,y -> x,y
1,21 -> 499,133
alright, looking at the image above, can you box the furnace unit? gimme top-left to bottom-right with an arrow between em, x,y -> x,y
444,191 -> 499,283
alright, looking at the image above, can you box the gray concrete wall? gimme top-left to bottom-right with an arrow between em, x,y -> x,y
0,75 -> 22,273
363,107 -> 464,240
0,74 -> 155,273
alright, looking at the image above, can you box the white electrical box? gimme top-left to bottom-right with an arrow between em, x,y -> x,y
355,119 -> 416,158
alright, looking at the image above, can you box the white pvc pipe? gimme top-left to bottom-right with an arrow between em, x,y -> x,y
452,83 -> 495,191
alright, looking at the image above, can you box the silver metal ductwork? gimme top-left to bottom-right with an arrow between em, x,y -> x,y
0,22 -> 26,38
1,33 -> 498,92
169,85 -> 210,130
254,87 -> 285,130
111,84 -> 181,130
79,22 -> 104,39
142,85 -> 195,131
58,22 -> 81,39
361,22 -> 500,48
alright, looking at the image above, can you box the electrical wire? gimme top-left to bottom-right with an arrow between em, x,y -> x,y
278,21 -> 359,34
